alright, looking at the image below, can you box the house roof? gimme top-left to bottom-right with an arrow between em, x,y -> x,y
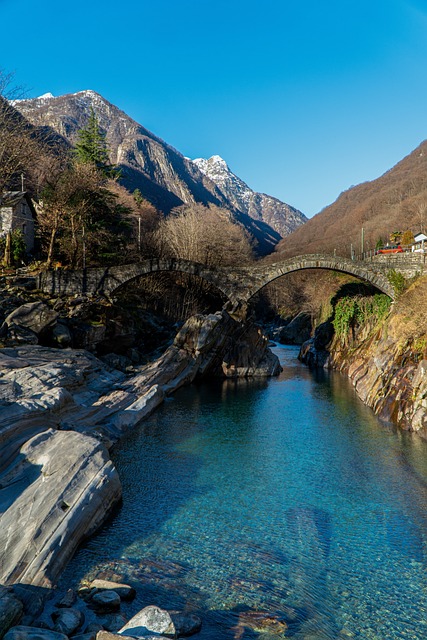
0,191 -> 37,219
414,232 -> 427,242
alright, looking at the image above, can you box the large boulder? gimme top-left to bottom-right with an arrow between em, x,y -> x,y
90,591 -> 121,613
277,312 -> 312,345
299,321 -> 334,368
51,322 -> 72,348
97,633 -> 167,640
2,302 -> 58,336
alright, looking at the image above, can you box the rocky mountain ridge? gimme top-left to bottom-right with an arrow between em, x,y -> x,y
14,91 -> 306,254
193,155 -> 307,238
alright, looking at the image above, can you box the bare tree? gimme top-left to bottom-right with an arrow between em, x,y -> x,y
415,201 -> 427,233
156,203 -> 253,266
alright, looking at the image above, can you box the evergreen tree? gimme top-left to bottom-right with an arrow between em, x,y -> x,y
74,108 -> 115,176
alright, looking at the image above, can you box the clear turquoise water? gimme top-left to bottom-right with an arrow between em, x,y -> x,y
62,346 -> 427,639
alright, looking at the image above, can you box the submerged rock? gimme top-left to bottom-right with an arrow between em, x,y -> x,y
87,581 -> 135,602
90,591 -> 121,613
3,628 -> 67,640
170,612 -> 202,637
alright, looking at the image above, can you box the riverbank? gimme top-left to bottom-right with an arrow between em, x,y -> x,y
300,274 -> 427,438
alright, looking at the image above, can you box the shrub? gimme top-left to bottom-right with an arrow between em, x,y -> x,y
333,294 -> 391,338
387,269 -> 406,297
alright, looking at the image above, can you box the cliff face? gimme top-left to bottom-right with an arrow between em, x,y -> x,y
303,277 -> 427,437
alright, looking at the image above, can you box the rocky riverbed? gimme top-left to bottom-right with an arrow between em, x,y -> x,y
0,281 -> 281,639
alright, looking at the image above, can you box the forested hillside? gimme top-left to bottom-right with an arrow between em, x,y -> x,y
275,140 -> 427,258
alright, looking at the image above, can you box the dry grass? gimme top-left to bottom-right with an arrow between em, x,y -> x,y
388,275 -> 427,347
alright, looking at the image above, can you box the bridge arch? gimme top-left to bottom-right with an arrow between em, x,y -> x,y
38,254 -> 396,304
38,258 -> 236,302
230,255 -> 396,302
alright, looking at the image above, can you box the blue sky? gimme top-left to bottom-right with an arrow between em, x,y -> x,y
1,0 -> 427,217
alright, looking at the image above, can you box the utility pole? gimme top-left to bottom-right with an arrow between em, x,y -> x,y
361,227 -> 365,258
21,173 -> 25,192
138,217 -> 141,252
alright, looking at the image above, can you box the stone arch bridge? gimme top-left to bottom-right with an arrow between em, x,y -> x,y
37,254 -> 424,313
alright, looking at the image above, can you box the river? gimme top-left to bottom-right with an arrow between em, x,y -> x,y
60,345 -> 427,639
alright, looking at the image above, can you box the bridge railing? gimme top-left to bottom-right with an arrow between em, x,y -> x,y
353,251 -> 426,266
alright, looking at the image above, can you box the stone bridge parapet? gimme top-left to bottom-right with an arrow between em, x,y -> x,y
37,253 -> 426,305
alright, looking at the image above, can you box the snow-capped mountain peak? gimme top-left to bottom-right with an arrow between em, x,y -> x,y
193,154 -> 307,238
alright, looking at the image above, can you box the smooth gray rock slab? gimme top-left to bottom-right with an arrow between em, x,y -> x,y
88,580 -> 135,601
0,429 -> 122,586
3,627 -> 67,640
91,591 -> 121,612
119,606 -> 175,637
0,589 -> 23,639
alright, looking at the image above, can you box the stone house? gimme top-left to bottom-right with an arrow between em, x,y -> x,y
0,191 -> 36,253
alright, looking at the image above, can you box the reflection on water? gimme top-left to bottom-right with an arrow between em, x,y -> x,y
60,346 -> 427,639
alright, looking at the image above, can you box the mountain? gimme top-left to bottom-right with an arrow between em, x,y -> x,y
14,90 -> 306,255
275,140 -> 427,259
193,155 -> 307,238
